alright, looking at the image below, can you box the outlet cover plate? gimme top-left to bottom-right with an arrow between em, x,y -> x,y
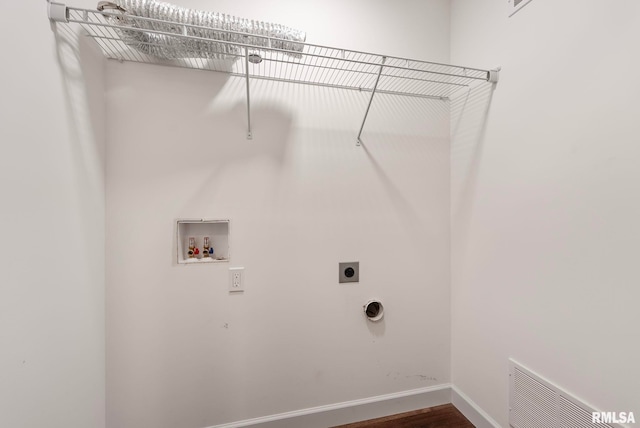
229,267 -> 245,292
339,262 -> 359,283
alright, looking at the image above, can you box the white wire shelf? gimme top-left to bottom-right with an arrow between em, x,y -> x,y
49,3 -> 499,142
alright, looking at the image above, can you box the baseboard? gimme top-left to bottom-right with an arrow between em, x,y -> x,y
206,384 -> 452,428
205,383 -> 501,428
451,385 -> 502,428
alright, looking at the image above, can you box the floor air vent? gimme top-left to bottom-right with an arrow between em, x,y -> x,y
509,359 -> 620,428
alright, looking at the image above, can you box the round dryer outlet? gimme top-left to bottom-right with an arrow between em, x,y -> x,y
364,300 -> 384,321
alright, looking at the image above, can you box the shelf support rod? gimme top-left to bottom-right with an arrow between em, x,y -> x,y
356,56 -> 386,146
244,48 -> 253,139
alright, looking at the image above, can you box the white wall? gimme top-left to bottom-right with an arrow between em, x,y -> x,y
104,1 -> 451,427
6,3 -> 636,428
450,1 -> 640,426
0,2 -> 105,428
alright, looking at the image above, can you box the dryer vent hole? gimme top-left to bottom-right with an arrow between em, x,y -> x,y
364,300 -> 383,321
366,302 -> 380,318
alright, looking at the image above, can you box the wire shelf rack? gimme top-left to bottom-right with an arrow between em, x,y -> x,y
49,3 -> 499,141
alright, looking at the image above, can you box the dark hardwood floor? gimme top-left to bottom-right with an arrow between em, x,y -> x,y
331,404 -> 474,428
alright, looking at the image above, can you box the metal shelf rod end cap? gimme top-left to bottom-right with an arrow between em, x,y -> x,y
488,67 -> 501,83
48,2 -> 69,22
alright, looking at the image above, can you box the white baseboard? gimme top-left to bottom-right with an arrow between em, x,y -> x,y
451,385 -> 502,428
205,384 -> 501,428
206,384 -> 452,428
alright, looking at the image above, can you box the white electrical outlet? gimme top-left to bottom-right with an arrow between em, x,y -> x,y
229,267 -> 245,292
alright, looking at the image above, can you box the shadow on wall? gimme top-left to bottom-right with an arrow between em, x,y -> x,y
450,82 -> 496,257
103,61 -> 294,206
366,314 -> 386,337
362,91 -> 451,140
52,22 -> 106,268
174,99 -> 294,212
358,93 -> 451,245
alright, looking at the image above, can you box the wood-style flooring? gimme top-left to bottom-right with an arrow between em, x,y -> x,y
331,404 -> 475,428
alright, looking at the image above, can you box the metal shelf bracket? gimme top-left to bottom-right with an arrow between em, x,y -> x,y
356,56 -> 386,146
244,48 -> 252,140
